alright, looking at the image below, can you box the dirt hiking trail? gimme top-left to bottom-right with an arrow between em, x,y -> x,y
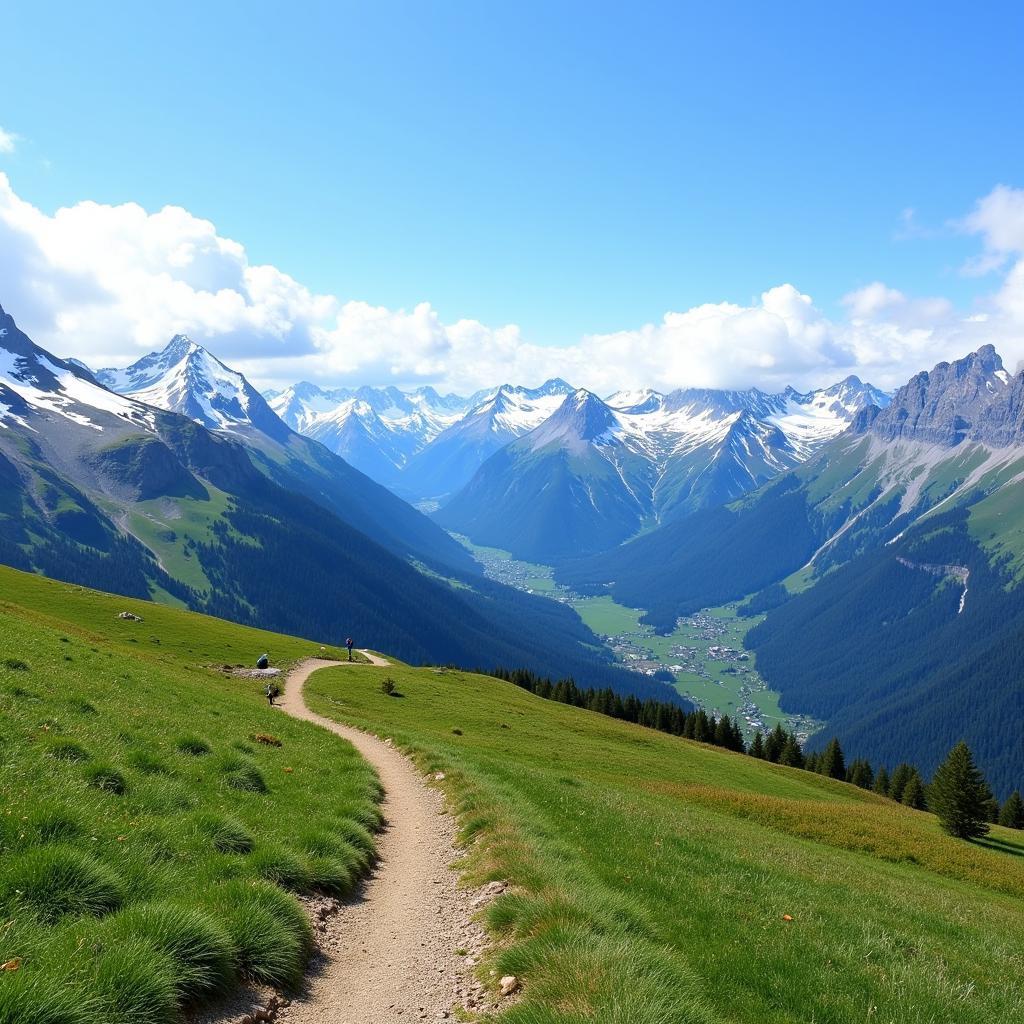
267,654 -> 493,1024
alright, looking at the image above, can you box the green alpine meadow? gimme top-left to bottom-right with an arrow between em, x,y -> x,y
0,567 -> 378,1023
2,563 -> 1021,1023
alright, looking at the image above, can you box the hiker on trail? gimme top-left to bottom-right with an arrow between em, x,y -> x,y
346,637 -> 354,662
265,682 -> 277,707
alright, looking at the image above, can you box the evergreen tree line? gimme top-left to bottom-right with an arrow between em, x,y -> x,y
488,667 -> 1024,838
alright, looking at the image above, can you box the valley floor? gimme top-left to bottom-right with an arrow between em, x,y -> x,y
454,536 -> 816,739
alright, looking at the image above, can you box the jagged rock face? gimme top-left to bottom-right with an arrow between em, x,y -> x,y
868,346 -> 1017,446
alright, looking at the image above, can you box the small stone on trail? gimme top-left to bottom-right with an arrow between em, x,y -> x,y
434,771 -> 446,781
499,975 -> 520,997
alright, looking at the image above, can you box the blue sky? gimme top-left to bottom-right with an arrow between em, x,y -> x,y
2,2 -> 1024,392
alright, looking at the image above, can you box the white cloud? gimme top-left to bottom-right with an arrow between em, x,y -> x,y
0,128 -> 17,154
2,173 -> 1024,396
959,184 -> 1024,276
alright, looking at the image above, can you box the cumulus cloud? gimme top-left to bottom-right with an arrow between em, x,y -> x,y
960,184 -> 1024,275
2,172 -> 1024,395
0,128 -> 16,154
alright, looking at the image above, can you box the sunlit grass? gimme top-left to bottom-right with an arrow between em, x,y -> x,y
0,565 -> 378,1023
307,661 -> 1024,1024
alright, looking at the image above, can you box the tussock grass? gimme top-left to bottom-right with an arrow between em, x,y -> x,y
0,565 -> 380,1022
250,845 -> 313,892
308,661 -> 1024,1024
83,762 -> 128,794
25,807 -> 82,845
175,734 -> 211,756
88,938 -> 179,1024
1,846 -> 124,922
127,749 -> 173,775
218,753 -> 269,794
43,737 -> 90,762
212,880 -> 312,989
198,813 -> 256,854
100,903 -> 236,1004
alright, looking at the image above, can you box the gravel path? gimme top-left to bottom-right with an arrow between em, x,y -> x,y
267,655 -> 495,1024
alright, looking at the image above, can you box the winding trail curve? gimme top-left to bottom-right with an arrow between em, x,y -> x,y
273,655 -> 479,1024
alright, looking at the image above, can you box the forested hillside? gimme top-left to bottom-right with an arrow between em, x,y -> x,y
747,507 -> 1024,798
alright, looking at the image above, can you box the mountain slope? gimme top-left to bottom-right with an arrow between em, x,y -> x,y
435,390 -> 654,560
97,337 -> 477,574
305,655 -> 1024,1024
559,346 -> 1024,795
4,564 -> 1023,1024
0,565 -> 382,1024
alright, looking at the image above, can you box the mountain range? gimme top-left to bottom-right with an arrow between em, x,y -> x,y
268,372 -> 887,560
0,302 -> 679,699
436,377 -> 888,561
6,296 -> 1022,796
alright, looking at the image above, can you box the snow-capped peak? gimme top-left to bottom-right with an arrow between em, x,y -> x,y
606,387 -> 664,412
0,304 -> 157,433
530,389 -> 618,446
97,337 -> 287,438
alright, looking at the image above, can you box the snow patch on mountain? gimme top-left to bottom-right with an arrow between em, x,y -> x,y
0,344 -> 156,433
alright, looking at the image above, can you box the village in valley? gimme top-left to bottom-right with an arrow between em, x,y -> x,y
455,536 -> 818,742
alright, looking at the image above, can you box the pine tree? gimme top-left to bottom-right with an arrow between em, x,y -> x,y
888,763 -> 915,803
750,731 -> 765,759
804,751 -> 820,773
999,791 -> 1024,829
901,773 -> 927,810
929,742 -> 991,840
764,723 -> 787,763
714,715 -> 732,748
818,737 -> 846,780
848,758 -> 874,790
779,734 -> 804,768
730,719 -> 746,754
693,710 -> 712,743
983,796 -> 1001,824
872,765 -> 890,796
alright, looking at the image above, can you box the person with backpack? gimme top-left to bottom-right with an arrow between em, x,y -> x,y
265,681 -> 277,706
346,637 -> 354,662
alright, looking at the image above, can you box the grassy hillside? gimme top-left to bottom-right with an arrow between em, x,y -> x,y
306,661 -> 1024,1024
0,566 -> 379,1024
